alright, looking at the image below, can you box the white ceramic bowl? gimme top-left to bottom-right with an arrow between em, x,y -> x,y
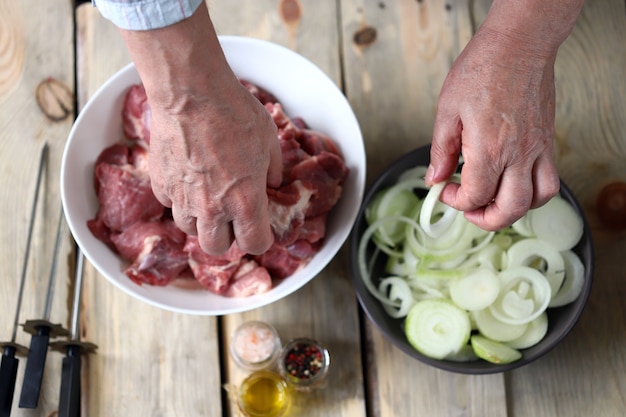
61,36 -> 366,315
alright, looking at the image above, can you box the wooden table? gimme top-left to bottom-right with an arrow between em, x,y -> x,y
1,1 -> 624,416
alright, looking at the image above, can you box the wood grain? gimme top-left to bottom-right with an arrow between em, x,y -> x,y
0,0 -> 74,416
0,1 -> 24,99
209,0 -> 341,81
340,0 -> 473,182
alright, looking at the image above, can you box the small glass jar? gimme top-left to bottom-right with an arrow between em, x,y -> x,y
238,370 -> 291,417
278,338 -> 330,391
230,321 -> 282,371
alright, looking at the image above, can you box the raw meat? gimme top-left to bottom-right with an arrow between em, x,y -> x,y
223,259 -> 273,298
88,81 -> 348,298
184,237 -> 247,295
255,239 -> 320,279
110,219 -> 189,286
122,84 -> 151,146
87,144 -> 164,245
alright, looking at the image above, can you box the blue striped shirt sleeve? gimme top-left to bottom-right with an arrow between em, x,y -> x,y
92,0 -> 204,31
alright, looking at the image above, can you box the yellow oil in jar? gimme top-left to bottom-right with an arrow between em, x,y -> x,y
239,371 -> 290,417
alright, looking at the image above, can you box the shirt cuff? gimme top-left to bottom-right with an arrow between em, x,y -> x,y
93,0 -> 204,31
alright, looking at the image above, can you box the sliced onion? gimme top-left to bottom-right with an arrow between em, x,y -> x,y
549,250 -> 585,307
505,312 -> 549,349
379,277 -> 416,318
489,267 -> 552,325
358,215 -> 420,306
528,195 -> 584,251
419,181 -> 459,238
472,308 -> 528,342
506,238 -> 565,300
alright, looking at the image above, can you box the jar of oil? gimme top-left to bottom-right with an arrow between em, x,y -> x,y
238,370 -> 290,417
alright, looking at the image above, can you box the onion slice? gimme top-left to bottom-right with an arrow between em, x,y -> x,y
489,267 -> 552,325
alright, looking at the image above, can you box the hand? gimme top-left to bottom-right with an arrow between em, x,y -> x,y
119,2 -> 282,255
426,27 -> 561,231
148,77 -> 282,255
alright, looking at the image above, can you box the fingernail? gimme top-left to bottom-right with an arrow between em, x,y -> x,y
425,164 -> 435,185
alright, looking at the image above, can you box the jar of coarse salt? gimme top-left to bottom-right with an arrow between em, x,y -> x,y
230,321 -> 282,371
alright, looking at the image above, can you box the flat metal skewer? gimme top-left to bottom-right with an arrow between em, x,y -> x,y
50,248 -> 97,417
0,143 -> 48,417
19,209 -> 70,409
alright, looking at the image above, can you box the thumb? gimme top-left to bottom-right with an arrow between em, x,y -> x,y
426,113 -> 463,186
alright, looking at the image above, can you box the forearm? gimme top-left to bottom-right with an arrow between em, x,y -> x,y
480,0 -> 585,57
118,2 -> 235,111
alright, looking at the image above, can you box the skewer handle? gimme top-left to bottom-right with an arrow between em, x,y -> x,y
58,345 -> 81,417
0,346 -> 19,417
18,326 -> 51,409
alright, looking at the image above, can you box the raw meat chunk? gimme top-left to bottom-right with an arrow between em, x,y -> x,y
110,219 -> 189,286
255,240 -> 320,280
88,144 -> 164,234
223,259 -> 273,297
122,84 -> 151,146
184,237 -> 246,295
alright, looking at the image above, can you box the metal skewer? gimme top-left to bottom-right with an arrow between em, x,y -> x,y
50,248 -> 97,417
0,143 -> 48,417
19,209 -> 69,409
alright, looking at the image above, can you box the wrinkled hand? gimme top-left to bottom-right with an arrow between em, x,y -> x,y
118,2 -> 283,256
148,77 -> 282,255
426,27 -> 561,231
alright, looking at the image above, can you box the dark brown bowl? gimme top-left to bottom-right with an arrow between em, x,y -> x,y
349,145 -> 594,374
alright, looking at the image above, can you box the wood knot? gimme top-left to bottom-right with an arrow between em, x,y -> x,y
353,26 -> 377,47
596,182 -> 626,229
279,0 -> 301,25
35,77 -> 74,122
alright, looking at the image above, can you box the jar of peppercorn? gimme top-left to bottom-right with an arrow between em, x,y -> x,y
278,338 -> 330,391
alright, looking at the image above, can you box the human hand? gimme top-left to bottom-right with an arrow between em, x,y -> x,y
148,77 -> 282,256
425,27 -> 561,231
119,2 -> 282,255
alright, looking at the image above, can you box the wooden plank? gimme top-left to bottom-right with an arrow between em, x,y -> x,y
340,0 -> 473,181
339,1 -> 508,416
75,4 -> 223,416
209,0 -> 341,82
209,1 -> 367,416
0,0 -> 74,415
471,0 -> 625,415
